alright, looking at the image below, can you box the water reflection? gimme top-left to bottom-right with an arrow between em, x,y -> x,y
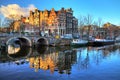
8,44 -> 20,54
1,43 -> 120,75
7,39 -> 21,54
28,46 -> 75,74
7,46 -> 31,60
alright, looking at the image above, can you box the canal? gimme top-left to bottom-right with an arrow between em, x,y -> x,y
0,43 -> 120,80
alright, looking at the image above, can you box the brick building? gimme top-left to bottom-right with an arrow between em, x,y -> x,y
23,8 -> 78,36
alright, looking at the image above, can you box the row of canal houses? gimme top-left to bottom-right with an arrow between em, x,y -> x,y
1,21 -> 120,41
70,22 -> 120,47
78,23 -> 120,40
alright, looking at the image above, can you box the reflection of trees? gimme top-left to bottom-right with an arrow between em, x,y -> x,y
93,50 -> 102,65
76,48 -> 90,70
57,50 -> 76,74
112,44 -> 120,52
90,44 -> 120,65
102,49 -> 110,58
82,52 -> 89,69
102,44 -> 120,58
76,44 -> 120,70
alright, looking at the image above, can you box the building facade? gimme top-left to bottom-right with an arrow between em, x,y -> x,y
23,8 -> 78,36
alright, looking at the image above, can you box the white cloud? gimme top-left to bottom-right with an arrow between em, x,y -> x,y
0,4 -> 36,20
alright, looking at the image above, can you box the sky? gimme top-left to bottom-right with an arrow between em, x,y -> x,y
0,0 -> 120,26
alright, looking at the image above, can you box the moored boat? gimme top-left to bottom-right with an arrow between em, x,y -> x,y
71,39 -> 88,47
88,39 -> 115,46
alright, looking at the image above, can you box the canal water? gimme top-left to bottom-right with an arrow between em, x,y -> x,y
0,44 -> 120,80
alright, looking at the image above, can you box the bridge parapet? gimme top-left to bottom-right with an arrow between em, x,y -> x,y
1,34 -> 59,47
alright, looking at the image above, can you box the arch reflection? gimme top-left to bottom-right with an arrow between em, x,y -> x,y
7,46 -> 32,60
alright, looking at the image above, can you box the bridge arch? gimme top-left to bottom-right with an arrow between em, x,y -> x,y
36,37 -> 49,46
6,36 -> 32,47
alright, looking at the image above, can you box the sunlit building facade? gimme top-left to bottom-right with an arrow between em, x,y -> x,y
25,8 -> 78,36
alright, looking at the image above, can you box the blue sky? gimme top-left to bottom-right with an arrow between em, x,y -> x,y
0,0 -> 120,25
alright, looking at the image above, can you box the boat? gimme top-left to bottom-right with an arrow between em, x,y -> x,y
88,38 -> 115,46
71,39 -> 88,47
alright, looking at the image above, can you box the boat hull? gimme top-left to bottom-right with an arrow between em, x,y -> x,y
71,43 -> 87,47
88,41 -> 115,46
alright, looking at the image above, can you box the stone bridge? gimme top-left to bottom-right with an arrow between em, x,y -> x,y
0,34 -> 57,47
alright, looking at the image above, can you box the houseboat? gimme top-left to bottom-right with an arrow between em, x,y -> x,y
71,39 -> 88,47
88,38 -> 115,46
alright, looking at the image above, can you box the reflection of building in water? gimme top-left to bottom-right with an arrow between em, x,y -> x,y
29,52 -> 58,73
28,50 -> 77,74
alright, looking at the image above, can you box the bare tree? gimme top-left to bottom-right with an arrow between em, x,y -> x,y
79,16 -> 85,27
79,15 -> 86,37
93,18 -> 104,27
78,14 -> 94,39
2,18 -> 13,27
84,14 -> 94,26
97,18 -> 103,27
93,21 -> 98,26
83,14 -> 94,40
